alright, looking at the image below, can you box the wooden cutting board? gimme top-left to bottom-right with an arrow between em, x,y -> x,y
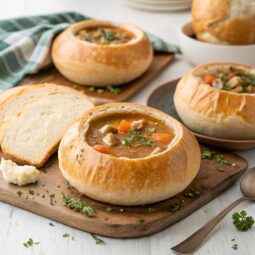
18,53 -> 174,105
0,145 -> 247,238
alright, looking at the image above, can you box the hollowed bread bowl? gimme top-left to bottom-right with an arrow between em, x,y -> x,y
52,20 -> 153,87
58,103 -> 201,206
174,63 -> 255,139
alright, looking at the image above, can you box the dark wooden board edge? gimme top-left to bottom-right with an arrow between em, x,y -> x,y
18,53 -> 174,105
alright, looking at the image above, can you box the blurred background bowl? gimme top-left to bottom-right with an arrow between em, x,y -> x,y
179,22 -> 255,66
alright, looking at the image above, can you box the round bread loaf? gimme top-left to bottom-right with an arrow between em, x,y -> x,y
52,20 -> 153,86
174,63 -> 255,139
58,103 -> 201,206
192,0 -> 255,45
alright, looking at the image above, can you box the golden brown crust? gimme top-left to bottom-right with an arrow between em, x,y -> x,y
58,103 -> 201,206
52,20 -> 153,86
174,62 -> 255,139
192,0 -> 255,45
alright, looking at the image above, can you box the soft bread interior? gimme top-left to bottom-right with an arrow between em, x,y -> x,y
1,92 -> 93,167
0,84 -> 73,140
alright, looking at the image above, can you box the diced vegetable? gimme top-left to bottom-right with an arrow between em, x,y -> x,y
151,133 -> 173,143
203,74 -> 216,84
93,145 -> 110,154
118,120 -> 131,133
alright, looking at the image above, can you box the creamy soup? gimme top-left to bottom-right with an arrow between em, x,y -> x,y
201,66 -> 255,93
86,114 -> 174,158
76,26 -> 134,45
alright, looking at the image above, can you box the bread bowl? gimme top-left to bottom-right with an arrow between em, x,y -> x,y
52,20 -> 153,87
58,103 -> 200,206
192,0 -> 255,45
174,63 -> 255,139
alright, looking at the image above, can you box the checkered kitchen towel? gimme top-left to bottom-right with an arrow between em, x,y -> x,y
0,12 -> 181,90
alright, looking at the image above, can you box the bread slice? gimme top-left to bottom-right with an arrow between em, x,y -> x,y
1,88 -> 94,167
0,84 -> 76,141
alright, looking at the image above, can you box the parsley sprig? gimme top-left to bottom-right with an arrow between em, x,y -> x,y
23,238 -> 39,248
62,193 -> 95,217
201,151 -> 213,159
124,128 -> 155,147
232,210 -> 254,231
216,154 -> 229,165
90,234 -> 105,245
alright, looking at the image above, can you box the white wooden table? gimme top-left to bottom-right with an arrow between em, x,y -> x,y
0,1 -> 254,254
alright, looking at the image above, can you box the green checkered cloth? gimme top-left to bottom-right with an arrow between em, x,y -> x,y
0,12 -> 181,90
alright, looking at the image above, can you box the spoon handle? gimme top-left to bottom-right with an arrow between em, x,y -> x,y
171,196 -> 247,255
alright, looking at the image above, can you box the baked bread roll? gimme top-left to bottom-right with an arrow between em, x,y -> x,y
58,103 -> 200,206
0,84 -> 94,167
52,20 -> 153,86
174,63 -> 255,139
192,0 -> 255,45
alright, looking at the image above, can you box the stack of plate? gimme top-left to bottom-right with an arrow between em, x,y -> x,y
123,0 -> 192,12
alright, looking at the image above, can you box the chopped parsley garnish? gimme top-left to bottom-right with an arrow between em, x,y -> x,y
90,234 -> 105,245
232,210 -> 254,231
17,191 -> 22,197
23,238 -> 39,247
101,30 -> 118,41
49,222 -> 55,227
124,128 -> 155,147
147,207 -> 155,212
184,190 -> 200,198
170,203 -> 182,212
201,151 -> 213,159
63,233 -> 70,238
107,86 -> 121,94
88,85 -> 122,95
216,154 -> 229,164
106,207 -> 113,213
62,193 -> 96,217
232,243 -> 238,250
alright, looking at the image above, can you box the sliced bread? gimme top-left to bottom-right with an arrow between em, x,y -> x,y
1,87 -> 94,167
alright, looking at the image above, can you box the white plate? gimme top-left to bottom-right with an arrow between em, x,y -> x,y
123,0 -> 191,11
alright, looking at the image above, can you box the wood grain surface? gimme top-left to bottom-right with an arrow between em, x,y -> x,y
18,53 -> 174,105
147,79 -> 255,150
0,145 -> 247,238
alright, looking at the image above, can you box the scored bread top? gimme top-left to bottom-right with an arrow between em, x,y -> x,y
0,84 -> 94,167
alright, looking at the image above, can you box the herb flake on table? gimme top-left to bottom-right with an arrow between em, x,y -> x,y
49,222 -> 54,227
23,238 -> 39,248
232,210 -> 254,231
63,233 -> 74,240
90,234 -> 105,245
232,243 -> 238,250
201,151 -> 213,159
106,86 -> 121,94
62,193 -> 96,217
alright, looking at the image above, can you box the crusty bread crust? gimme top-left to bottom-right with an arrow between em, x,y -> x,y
58,103 -> 201,206
192,0 -> 255,45
174,62 -> 255,139
52,20 -> 153,86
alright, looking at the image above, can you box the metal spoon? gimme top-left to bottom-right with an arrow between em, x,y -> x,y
171,167 -> 255,255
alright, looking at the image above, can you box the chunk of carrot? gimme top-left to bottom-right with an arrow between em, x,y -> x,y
203,74 -> 216,85
93,145 -> 110,154
118,120 -> 131,133
151,133 -> 173,143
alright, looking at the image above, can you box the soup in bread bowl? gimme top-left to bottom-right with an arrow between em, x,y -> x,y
58,103 -> 200,206
174,63 -> 255,139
